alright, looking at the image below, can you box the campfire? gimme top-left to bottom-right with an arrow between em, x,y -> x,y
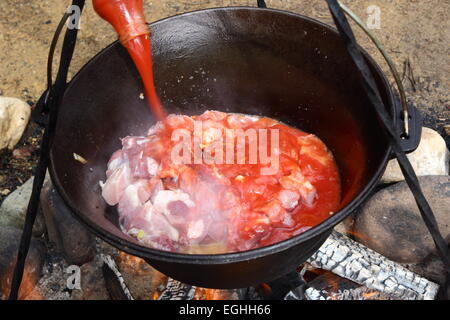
1,0 -> 448,303
14,170 -> 443,301
146,231 -> 438,300
88,222 -> 439,300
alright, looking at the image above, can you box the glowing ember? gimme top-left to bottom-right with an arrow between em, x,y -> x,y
193,287 -> 237,300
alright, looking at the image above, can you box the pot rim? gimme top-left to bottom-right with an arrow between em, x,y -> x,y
50,6 -> 395,265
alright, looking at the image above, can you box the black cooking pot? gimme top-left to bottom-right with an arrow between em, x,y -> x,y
50,7 -> 420,289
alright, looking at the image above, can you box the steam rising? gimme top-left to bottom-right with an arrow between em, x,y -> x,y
100,111 -> 339,253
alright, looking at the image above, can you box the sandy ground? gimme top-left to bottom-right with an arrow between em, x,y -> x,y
0,0 -> 448,128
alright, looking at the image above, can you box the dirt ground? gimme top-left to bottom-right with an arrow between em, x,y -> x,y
0,0 -> 449,198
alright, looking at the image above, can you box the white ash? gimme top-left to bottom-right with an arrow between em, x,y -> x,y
306,231 -> 439,300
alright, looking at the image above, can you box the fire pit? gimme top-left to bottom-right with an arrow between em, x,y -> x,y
32,181 -> 440,300
4,0 -> 448,301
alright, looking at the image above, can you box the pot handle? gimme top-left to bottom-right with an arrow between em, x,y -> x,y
32,9 -> 73,126
257,1 -> 422,153
393,98 -> 422,154
336,2 -> 422,153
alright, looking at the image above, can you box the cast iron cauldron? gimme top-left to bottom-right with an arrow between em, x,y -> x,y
50,7 -> 419,289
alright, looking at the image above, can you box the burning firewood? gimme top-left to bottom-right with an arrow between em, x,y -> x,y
121,231 -> 440,300
306,231 -> 439,300
100,254 -> 134,300
158,278 -> 196,300
289,268 -> 393,300
303,285 -> 393,300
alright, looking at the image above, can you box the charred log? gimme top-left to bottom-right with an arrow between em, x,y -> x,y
306,231 -> 439,300
158,278 -> 195,300
299,268 -> 393,300
100,254 -> 134,300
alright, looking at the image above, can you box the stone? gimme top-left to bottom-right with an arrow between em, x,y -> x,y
403,253 -> 447,286
444,125 -> 450,136
0,189 -> 11,196
0,177 -> 46,237
40,181 -> 95,265
0,97 -> 31,150
0,177 -> 34,229
71,255 -> 109,300
0,226 -> 46,300
33,208 -> 46,238
12,146 -> 32,159
381,127 -> 449,183
354,176 -> 450,264
333,215 -> 355,237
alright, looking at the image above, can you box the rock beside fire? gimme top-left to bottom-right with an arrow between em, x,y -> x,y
0,177 -> 33,229
403,253 -> 447,286
0,226 -> 46,300
40,181 -> 95,265
0,97 -> 31,150
354,175 -> 450,264
381,128 -> 449,183
0,177 -> 46,237
33,208 -> 46,238
333,215 -> 355,236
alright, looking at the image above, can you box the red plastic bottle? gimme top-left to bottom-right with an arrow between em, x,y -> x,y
93,0 -> 166,120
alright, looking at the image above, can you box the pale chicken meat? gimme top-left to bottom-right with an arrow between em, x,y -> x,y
100,111 -> 341,253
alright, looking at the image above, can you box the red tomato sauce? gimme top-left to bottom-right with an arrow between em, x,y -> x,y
142,111 -> 341,252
